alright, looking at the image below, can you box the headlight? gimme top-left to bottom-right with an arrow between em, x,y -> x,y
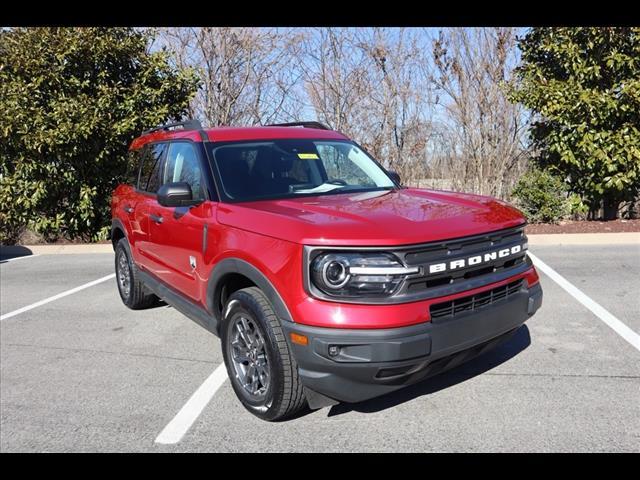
310,252 -> 420,298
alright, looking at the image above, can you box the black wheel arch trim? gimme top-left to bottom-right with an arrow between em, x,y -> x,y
207,258 -> 294,325
111,219 -> 128,250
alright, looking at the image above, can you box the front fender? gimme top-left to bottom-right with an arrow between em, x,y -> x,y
206,257 -> 295,326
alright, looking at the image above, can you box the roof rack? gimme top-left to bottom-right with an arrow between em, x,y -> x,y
265,121 -> 330,130
142,119 -> 203,136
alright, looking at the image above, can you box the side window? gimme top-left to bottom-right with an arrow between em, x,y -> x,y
163,142 -> 205,201
125,149 -> 143,185
138,143 -> 167,193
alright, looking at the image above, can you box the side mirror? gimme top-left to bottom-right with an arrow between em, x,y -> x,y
387,170 -> 401,185
157,182 -> 201,208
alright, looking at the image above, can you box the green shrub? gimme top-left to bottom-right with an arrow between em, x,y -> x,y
512,168 -> 570,223
508,27 -> 640,220
0,27 -> 199,244
568,193 -> 590,220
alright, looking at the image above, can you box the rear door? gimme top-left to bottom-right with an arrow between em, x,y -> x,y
115,147 -> 146,247
146,141 -> 212,302
132,143 -> 168,270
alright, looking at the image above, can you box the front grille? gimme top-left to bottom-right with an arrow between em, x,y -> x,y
430,279 -> 524,320
407,256 -> 525,292
402,225 -> 527,294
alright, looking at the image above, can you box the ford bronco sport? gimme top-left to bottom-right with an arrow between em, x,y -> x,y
111,120 -> 543,421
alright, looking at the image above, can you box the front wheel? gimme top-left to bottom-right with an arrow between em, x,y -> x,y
221,287 -> 307,421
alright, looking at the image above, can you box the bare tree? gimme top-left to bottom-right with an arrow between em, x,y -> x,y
356,28 -> 435,179
429,28 -> 530,199
298,28 -> 436,181
297,28 -> 372,135
158,27 -> 304,126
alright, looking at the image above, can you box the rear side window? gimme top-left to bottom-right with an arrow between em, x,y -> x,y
125,149 -> 143,185
163,142 -> 205,201
138,143 -> 167,193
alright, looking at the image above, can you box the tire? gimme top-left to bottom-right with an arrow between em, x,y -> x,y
221,287 -> 307,421
114,238 -> 159,310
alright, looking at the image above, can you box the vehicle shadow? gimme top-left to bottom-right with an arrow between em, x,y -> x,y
0,246 -> 35,263
326,324 -> 531,417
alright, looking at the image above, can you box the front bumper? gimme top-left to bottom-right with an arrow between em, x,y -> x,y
282,282 -> 542,404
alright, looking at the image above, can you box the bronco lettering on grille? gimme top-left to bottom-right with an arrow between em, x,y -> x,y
428,244 -> 524,275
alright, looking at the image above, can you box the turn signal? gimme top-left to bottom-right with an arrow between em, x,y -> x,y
290,332 -> 309,346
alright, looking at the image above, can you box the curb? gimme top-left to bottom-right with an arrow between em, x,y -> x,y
1,232 -> 639,256
526,232 -> 640,245
0,244 -> 113,255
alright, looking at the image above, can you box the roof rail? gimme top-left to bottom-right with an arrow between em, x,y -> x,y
142,119 -> 203,136
265,121 -> 331,130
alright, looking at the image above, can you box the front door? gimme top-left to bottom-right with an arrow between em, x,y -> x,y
146,141 -> 211,303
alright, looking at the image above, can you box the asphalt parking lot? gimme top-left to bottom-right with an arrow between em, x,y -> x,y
1,243 -> 639,452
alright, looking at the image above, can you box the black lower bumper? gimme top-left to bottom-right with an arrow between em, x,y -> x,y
283,282 -> 542,405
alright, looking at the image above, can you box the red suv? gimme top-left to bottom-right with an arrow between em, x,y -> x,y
111,120 -> 542,421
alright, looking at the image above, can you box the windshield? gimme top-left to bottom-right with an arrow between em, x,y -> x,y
208,139 -> 395,202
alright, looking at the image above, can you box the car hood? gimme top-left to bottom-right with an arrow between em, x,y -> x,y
216,188 -> 526,246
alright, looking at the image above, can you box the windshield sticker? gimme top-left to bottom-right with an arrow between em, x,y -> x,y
297,153 -> 319,160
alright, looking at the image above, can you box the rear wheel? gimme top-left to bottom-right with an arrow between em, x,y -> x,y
221,287 -> 307,421
115,238 -> 158,310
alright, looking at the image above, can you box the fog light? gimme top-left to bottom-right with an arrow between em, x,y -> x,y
328,345 -> 340,357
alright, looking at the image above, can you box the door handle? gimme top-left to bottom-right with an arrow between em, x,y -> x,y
123,205 -> 134,214
149,213 -> 163,224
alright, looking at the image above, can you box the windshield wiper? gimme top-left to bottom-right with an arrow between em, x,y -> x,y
291,183 -> 344,194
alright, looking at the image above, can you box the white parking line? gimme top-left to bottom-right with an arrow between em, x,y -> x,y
0,274 -> 116,321
155,363 -> 229,444
0,254 -> 41,263
528,252 -> 640,353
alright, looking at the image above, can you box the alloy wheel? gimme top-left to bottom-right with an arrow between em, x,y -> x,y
117,250 -> 131,299
229,315 -> 270,398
